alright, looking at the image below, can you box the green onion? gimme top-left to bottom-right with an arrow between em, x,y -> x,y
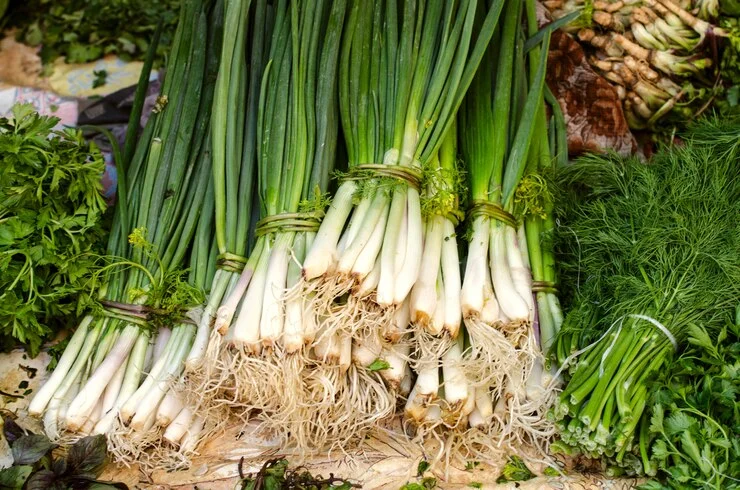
29,0 -> 221,445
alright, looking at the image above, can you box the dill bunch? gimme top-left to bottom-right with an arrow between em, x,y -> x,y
550,116 -> 740,472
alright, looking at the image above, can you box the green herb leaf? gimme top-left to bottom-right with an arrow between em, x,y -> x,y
0,104 -> 107,355
0,465 -> 33,488
67,435 -> 108,477
92,70 -> 108,89
5,0 -> 179,69
496,456 -> 534,483
87,483 -> 129,490
24,469 -> 60,490
417,460 -> 430,476
367,359 -> 390,372
11,434 -> 54,465
2,417 -> 27,444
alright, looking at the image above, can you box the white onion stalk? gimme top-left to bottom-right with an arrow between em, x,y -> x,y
379,340 -> 410,390
28,315 -> 96,417
461,217 -> 491,318
440,218 -> 462,337
120,326 -> 188,423
65,324 -> 142,432
151,327 -> 172,365
490,223 -> 530,325
506,227 -> 535,323
128,325 -> 195,430
29,315 -> 97,416
429,275 -> 446,336
157,390 -> 184,427
405,364 -> 439,423
468,408 -> 485,428
93,332 -> 150,435
349,203 -> 389,280
43,370 -> 82,440
337,193 -> 389,277
441,336 -> 469,415
473,385 -> 494,425
302,181 -> 356,280
283,234 -> 308,353
102,358 -> 127,415
180,416 -> 205,453
385,299 -> 411,343
230,240 -> 269,350
259,233 -> 294,348
163,406 -> 193,446
410,215 -> 444,327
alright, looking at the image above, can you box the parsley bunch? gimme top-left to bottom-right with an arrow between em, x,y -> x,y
640,320 -> 740,489
0,103 -> 107,356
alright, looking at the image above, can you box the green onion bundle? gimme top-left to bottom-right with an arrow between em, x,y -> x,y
182,0 -> 263,409
404,128 -> 471,429
193,0 -> 351,451
29,0 -> 219,445
300,0 -> 501,346
451,0 -> 556,454
458,0 -> 549,370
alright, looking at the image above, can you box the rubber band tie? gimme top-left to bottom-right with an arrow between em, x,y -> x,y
216,252 -> 249,273
255,212 -> 322,237
343,163 -> 423,191
532,280 -> 558,294
467,200 -> 518,228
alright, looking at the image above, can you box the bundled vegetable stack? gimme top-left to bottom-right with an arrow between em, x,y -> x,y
423,0 -> 564,458
285,0 -> 502,450
546,0 -> 737,128
0,105 -> 107,356
193,0 -> 357,451
28,0 -> 221,459
552,118 -> 740,484
22,0 -> 581,472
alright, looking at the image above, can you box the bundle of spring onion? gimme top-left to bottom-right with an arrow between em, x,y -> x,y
28,0 -> 220,447
192,0 -> 354,452
182,0 -> 263,412
393,1 -> 564,466
272,2 -> 504,451
424,0 -> 563,460
404,127 -> 471,430
301,0 -> 501,335
551,117 -> 740,473
546,0 -> 732,128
